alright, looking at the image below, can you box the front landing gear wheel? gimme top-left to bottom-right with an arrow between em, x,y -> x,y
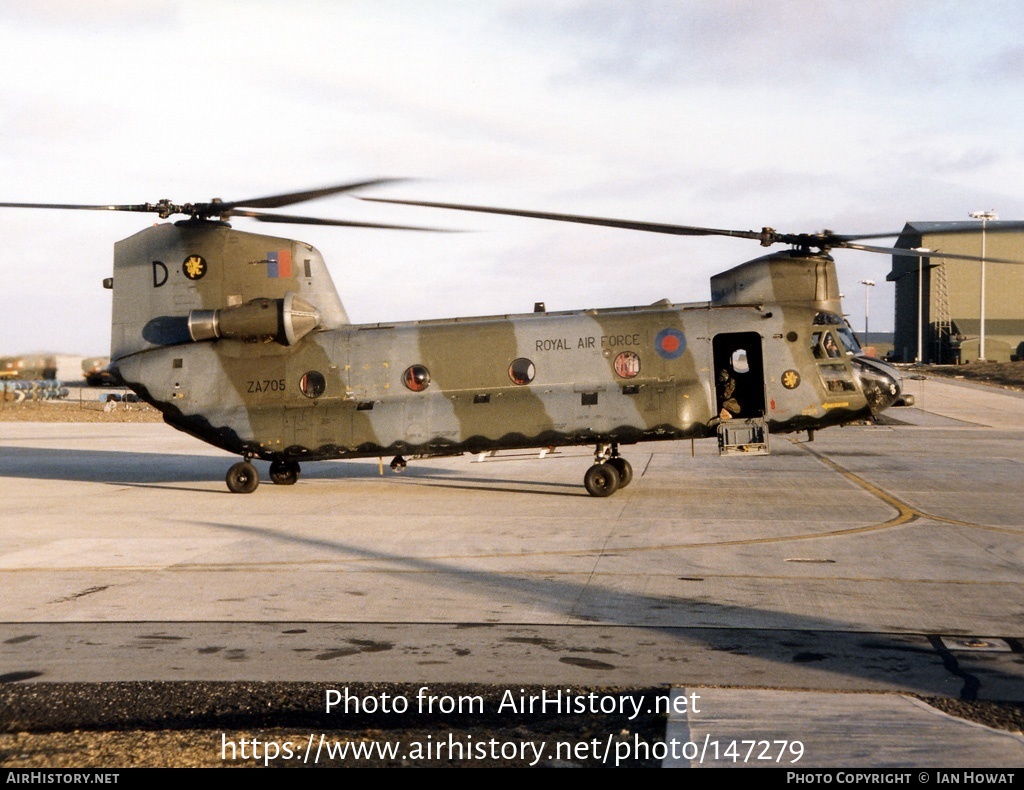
269,460 -> 300,485
607,457 -> 633,488
584,462 -> 621,497
226,461 -> 259,494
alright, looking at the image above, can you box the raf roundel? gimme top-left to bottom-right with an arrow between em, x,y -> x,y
654,328 -> 686,360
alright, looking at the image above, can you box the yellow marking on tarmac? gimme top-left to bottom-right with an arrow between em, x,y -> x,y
796,441 -> 1021,534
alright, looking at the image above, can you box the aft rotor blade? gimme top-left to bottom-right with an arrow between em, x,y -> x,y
229,179 -> 405,210
231,209 -> 450,232
0,201 -> 155,212
361,197 -> 765,240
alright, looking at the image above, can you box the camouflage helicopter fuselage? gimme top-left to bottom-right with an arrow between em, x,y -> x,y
108,220 -> 902,494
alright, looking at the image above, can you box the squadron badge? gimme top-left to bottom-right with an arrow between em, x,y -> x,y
183,255 -> 207,280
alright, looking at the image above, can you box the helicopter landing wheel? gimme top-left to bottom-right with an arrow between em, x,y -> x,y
390,455 -> 407,472
584,462 -> 621,497
607,456 -> 633,488
269,459 -> 300,485
226,461 -> 260,494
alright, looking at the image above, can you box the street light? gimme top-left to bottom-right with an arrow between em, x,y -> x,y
968,210 -> 997,361
859,279 -> 875,343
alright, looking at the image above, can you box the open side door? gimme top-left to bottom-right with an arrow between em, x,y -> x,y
712,331 -> 769,456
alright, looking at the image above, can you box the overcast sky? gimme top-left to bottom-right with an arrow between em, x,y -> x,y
3,0 -> 1022,354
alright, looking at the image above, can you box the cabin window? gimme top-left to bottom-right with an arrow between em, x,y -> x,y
403,364 -> 430,392
613,351 -> 641,378
300,371 -> 326,398
508,357 -> 536,385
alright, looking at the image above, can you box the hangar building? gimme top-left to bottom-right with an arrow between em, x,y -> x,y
888,221 -> 1024,363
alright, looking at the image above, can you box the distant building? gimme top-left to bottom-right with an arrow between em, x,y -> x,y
888,222 -> 1024,363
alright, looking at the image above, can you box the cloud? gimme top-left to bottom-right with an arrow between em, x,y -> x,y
507,0 -> 1024,93
0,0 -> 176,30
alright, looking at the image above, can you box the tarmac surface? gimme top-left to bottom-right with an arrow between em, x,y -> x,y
1,374 -> 1022,767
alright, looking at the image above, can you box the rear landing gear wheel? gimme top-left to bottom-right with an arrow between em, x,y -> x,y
584,462 -> 621,497
607,457 -> 633,488
226,461 -> 259,494
269,460 -> 300,485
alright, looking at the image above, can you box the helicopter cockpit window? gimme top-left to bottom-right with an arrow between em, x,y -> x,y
813,312 -> 844,326
818,363 -> 857,392
403,364 -> 430,392
822,332 -> 840,358
811,331 -> 824,360
811,328 -> 856,392
836,326 -> 861,355
811,331 -> 841,360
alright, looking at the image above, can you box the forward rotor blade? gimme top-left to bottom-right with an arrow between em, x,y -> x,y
230,209 -> 451,232
361,197 -> 764,240
840,241 -> 1024,264
831,231 -> 904,242
835,221 -> 1024,244
229,179 -> 405,210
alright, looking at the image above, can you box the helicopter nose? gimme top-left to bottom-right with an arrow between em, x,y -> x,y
851,356 -> 902,415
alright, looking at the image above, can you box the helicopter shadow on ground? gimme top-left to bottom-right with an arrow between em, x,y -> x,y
0,445 -> 583,495
183,516 -> 1024,702
0,446 -> 403,489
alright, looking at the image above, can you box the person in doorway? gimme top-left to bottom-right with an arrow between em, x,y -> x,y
717,368 -> 741,420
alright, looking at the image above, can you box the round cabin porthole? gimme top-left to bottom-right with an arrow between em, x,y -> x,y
508,357 -> 536,385
614,351 -> 640,379
403,364 -> 431,392
300,371 -> 326,399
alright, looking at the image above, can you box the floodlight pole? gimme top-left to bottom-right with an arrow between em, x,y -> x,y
969,210 -> 997,361
911,248 -> 932,365
918,256 -> 923,363
859,279 -> 875,343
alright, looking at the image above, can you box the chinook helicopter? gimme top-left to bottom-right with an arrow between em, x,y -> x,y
2,181 -> 990,496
